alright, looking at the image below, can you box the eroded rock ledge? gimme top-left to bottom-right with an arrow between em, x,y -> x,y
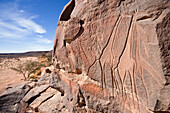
0,67 -> 120,113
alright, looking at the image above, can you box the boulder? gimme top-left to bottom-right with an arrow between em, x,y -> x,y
21,84 -> 49,103
0,82 -> 31,113
29,87 -> 56,111
38,92 -> 67,113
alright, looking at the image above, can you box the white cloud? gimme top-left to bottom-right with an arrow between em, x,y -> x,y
0,1 -> 46,39
36,38 -> 53,44
0,1 -> 53,53
13,17 -> 46,34
37,35 -> 43,38
0,20 -> 30,38
29,44 -> 52,51
0,50 -> 26,53
0,44 -> 52,53
20,10 -> 24,13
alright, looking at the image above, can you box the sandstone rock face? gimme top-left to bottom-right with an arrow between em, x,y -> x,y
53,0 -> 170,112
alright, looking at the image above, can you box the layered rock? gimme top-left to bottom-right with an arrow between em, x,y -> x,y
0,82 -> 31,113
52,0 -> 170,112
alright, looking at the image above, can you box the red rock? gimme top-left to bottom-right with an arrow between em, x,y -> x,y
53,0 -> 170,112
80,83 -> 108,99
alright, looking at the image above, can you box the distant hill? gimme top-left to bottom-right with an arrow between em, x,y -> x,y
0,51 -> 52,58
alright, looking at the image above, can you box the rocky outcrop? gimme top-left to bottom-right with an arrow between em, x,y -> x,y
0,65 -> 120,113
0,0 -> 169,113
52,0 -> 170,112
0,82 -> 31,113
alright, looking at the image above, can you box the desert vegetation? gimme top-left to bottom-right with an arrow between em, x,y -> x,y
11,52 -> 52,80
0,51 -> 52,92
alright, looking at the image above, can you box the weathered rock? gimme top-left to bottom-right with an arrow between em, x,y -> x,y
53,0 -> 170,112
154,84 -> 170,112
21,84 -> 49,103
37,73 -> 50,86
18,84 -> 49,113
38,92 -> 68,113
29,87 -> 56,111
0,82 -> 31,113
1,0 -> 169,113
156,12 -> 170,85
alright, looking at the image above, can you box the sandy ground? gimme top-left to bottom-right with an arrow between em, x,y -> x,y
0,57 -> 39,93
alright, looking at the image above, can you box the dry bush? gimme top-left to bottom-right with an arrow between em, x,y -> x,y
11,52 -> 52,80
40,52 -> 52,66
11,60 -> 45,80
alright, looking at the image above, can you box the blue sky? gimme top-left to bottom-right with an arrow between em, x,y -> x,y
0,0 -> 70,53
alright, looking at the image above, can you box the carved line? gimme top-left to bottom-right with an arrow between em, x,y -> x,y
87,15 -> 120,76
114,15 -> 134,69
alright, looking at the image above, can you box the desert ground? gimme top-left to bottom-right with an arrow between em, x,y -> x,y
0,57 -> 39,93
